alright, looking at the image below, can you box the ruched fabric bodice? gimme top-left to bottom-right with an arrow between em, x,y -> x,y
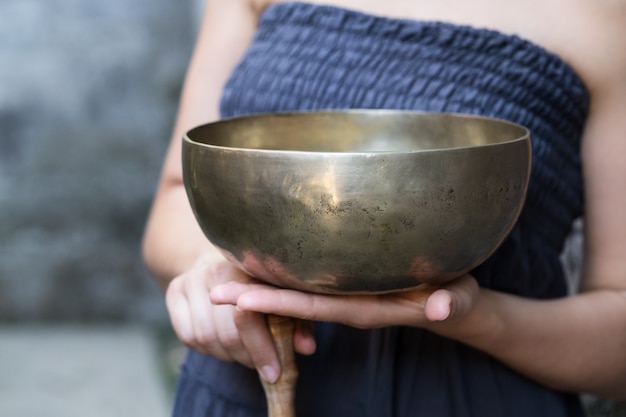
173,3 -> 590,417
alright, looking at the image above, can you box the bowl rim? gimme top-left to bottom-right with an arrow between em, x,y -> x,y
183,109 -> 531,156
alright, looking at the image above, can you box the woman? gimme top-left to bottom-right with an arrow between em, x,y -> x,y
142,1 -> 626,416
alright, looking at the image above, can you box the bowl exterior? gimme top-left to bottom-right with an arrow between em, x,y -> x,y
183,135 -> 530,294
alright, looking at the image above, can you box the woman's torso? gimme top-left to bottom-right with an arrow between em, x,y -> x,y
251,0 -> 625,94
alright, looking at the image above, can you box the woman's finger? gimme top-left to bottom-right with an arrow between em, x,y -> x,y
423,289 -> 453,321
210,303 -> 251,365
165,277 -> 195,346
210,280 -> 275,305
294,320 -> 316,355
234,309 -> 281,382
424,275 -> 479,322
232,285 -> 441,328
233,288 -> 390,327
183,268 -> 228,357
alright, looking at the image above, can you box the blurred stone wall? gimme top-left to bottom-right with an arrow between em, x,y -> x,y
0,0 -> 196,322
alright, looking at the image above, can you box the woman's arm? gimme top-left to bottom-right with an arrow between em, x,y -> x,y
429,67 -> 626,398
453,82 -> 626,399
142,0 -> 258,288
142,2 -> 315,380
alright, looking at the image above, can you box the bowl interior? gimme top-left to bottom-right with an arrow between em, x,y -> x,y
186,110 -> 528,153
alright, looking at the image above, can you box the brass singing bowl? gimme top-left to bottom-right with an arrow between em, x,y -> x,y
183,110 -> 531,294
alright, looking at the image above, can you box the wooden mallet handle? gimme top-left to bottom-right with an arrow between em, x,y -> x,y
261,314 -> 298,417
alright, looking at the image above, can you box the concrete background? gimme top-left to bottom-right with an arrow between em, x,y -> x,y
0,325 -> 171,417
0,1 -> 200,415
0,0 -> 199,323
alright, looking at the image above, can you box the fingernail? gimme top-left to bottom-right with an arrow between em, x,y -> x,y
430,302 -> 451,322
436,307 -> 450,321
260,365 -> 279,384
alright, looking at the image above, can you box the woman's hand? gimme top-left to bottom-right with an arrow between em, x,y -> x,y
210,274 -> 480,330
165,252 -> 316,383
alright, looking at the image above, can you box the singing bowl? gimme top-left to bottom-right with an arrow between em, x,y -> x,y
183,110 -> 531,294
